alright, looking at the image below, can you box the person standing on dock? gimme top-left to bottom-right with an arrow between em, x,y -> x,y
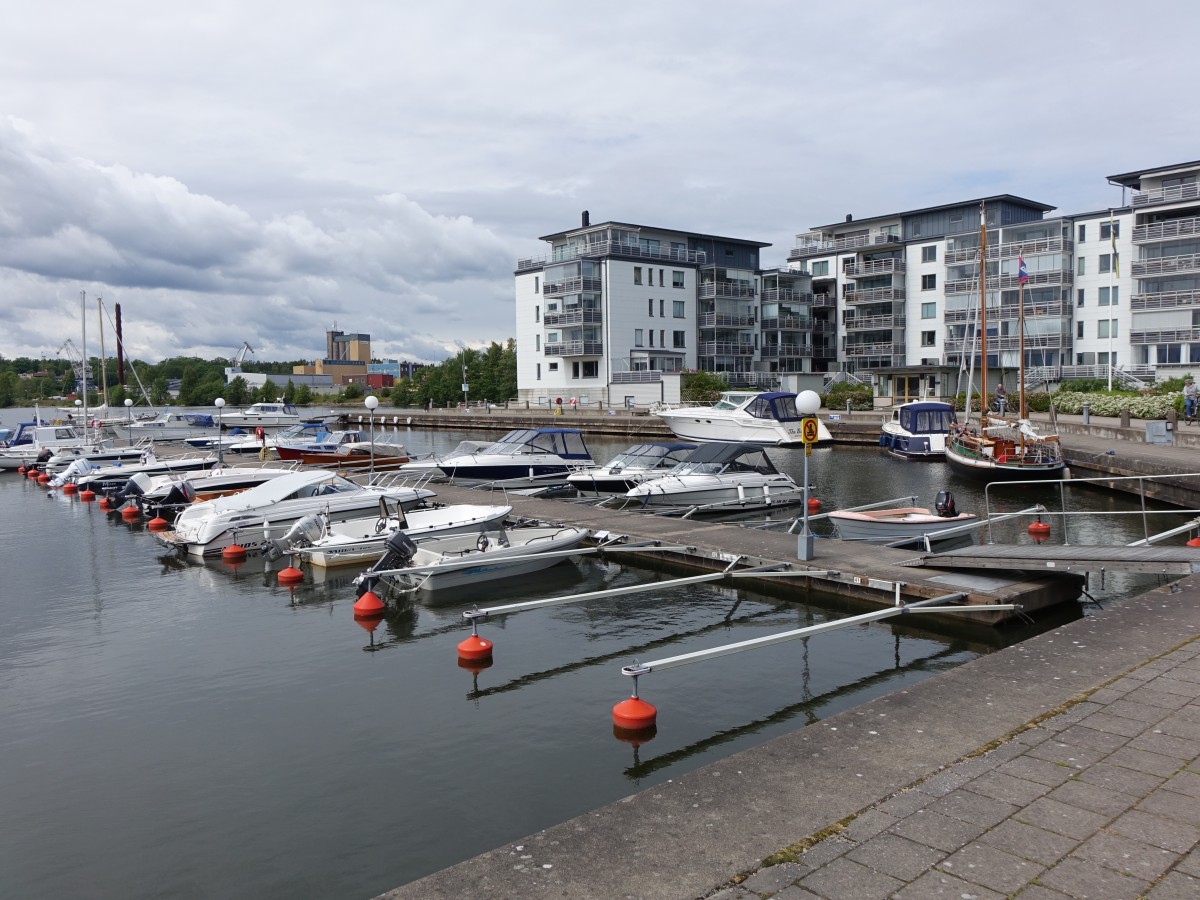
1185,378 -> 1197,424
993,382 -> 1007,416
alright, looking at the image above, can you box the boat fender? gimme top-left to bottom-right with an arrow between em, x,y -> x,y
477,533 -> 490,552
255,427 -> 265,442
935,491 -> 957,518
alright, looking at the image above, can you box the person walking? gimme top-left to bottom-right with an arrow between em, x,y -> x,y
1184,378 -> 1197,424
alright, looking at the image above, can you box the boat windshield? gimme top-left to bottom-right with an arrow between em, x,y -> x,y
900,406 -> 958,434
290,474 -> 362,498
488,430 -> 590,459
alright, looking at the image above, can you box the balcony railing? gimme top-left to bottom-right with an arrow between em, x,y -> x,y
844,315 -> 905,332
942,301 -> 1067,324
844,341 -> 904,358
544,308 -> 603,327
844,259 -> 905,278
1130,289 -> 1200,310
942,237 -> 1073,265
543,340 -> 603,357
698,342 -> 756,357
787,231 -> 901,260
542,276 -> 603,297
612,371 -> 664,383
843,286 -> 906,304
944,270 -> 1069,294
760,288 -> 814,304
944,334 -> 1067,353
1131,253 -> 1200,277
697,282 -> 757,300
517,242 -> 707,271
697,312 -> 755,328
1131,216 -> 1200,244
760,345 -> 813,358
1131,183 -> 1200,208
1130,328 -> 1200,345
812,292 -> 837,307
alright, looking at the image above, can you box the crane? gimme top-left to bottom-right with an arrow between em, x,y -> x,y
225,342 -> 255,381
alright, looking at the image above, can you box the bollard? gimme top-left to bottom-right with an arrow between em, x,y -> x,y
1082,400 -> 1090,425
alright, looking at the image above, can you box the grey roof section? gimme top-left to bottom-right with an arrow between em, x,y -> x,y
538,220 -> 771,249
810,194 -> 1056,232
1107,159 -> 1200,188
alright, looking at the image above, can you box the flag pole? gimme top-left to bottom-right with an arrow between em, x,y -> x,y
1107,209 -> 1117,391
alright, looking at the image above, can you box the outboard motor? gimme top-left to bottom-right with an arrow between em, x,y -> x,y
108,471 -> 154,510
262,513 -> 326,561
355,531 -> 418,599
934,490 -> 957,518
147,480 -> 196,522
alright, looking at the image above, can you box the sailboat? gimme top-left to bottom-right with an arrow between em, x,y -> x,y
944,204 -> 1065,481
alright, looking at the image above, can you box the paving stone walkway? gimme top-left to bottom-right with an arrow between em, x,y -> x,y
712,640 -> 1200,900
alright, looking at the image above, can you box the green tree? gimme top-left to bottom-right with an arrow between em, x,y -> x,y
342,382 -> 365,400
224,376 -> 250,406
681,370 -> 728,403
256,379 -> 280,403
293,384 -> 313,405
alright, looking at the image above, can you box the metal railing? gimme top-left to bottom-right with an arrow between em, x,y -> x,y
697,282 -> 757,300
611,371 -> 664,383
698,312 -> 755,328
760,288 -> 814,303
1131,289 -> 1200,310
844,259 -> 905,278
944,270 -> 1069,295
697,342 -> 756,356
543,340 -> 604,357
1131,252 -> 1200,277
544,308 -> 603,326
517,242 -> 707,271
1131,183 -> 1200,208
760,345 -> 813,358
1132,216 -> 1200,243
943,237 -> 1073,265
787,231 -> 901,259
843,286 -> 905,304
844,314 -> 905,331
1130,327 -> 1200,345
542,276 -> 603,296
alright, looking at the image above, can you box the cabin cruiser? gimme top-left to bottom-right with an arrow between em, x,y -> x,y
879,401 -> 958,461
273,430 -> 367,460
159,470 -> 436,557
216,401 -> 302,429
624,442 -> 803,510
124,409 -> 216,441
48,451 -> 220,491
435,428 -> 594,487
654,391 -> 832,446
0,423 -> 118,470
107,464 -> 302,522
566,442 -> 696,497
397,440 -> 495,476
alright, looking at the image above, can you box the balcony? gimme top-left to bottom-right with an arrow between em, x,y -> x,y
1132,216 -> 1200,244
761,344 -> 813,359
698,282 -> 757,300
1131,253 -> 1200,278
1129,328 -> 1200,345
698,342 -> 756,357
517,242 -> 707,271
843,286 -> 905,304
943,300 -> 1066,324
1131,183 -> 1200,208
544,308 -> 603,327
612,371 -> 663,384
944,334 -> 1067,353
844,258 -> 905,278
544,341 -> 603,357
1131,289 -> 1200,310
943,237 -> 1073,265
944,270 -> 1068,294
760,316 -> 834,332
542,276 -> 603,297
787,231 -> 901,260
844,314 -> 905,332
760,288 -> 814,304
698,312 -> 754,328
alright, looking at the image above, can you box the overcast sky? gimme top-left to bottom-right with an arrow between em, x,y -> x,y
1,0 -> 1197,366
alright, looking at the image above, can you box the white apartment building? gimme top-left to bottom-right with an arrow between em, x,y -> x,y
513,161 -> 1200,405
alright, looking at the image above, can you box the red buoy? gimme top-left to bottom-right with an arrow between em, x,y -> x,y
807,497 -> 822,511
1027,520 -> 1051,537
277,565 -> 304,585
98,496 -> 112,510
63,482 -> 78,494
147,516 -> 170,531
121,505 -> 140,520
222,544 -> 247,561
37,473 -> 50,485
353,590 -> 385,618
79,489 -> 96,502
457,633 -> 493,661
1187,536 -> 1200,548
17,465 -> 25,475
612,696 -> 657,730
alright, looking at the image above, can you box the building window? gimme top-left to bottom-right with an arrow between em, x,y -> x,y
673,300 -> 685,318
1099,254 -> 1111,274
673,330 -> 686,348
1099,287 -> 1110,306
634,267 -> 643,285
660,330 -> 666,347
1078,224 -> 1086,242
921,330 -> 936,347
921,245 -> 937,263
534,277 -> 540,294
582,361 -> 598,378
921,302 -> 936,319
649,331 -> 654,347
535,334 -> 540,351
1098,319 -> 1117,339
1159,344 -> 1183,364
671,241 -> 686,259
812,260 -> 829,277
1100,221 -> 1120,240
1077,257 -> 1086,275
659,299 -> 665,317
1111,287 -> 1119,305
572,362 -> 579,378
648,298 -> 654,317
1077,321 -> 1085,338
1077,289 -> 1085,307
659,269 -> 664,287
673,271 -> 685,289
536,363 -> 541,380
634,329 -> 644,347
535,305 -> 540,322
921,274 -> 937,291
548,362 -> 558,372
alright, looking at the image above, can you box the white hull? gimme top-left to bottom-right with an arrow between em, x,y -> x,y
828,507 -> 978,542
655,411 -> 831,446
627,473 -> 802,508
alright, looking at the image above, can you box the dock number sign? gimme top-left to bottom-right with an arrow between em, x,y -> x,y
801,417 -> 820,445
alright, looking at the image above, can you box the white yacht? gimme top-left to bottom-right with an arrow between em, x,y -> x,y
654,391 -> 832,446
566,441 -> 696,497
624,442 -> 804,510
217,401 -> 302,429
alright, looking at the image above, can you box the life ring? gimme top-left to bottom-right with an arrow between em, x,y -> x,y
254,426 -> 265,442
476,533 -> 490,552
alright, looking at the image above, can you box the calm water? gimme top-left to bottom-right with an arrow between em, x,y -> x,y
0,411 -> 1184,898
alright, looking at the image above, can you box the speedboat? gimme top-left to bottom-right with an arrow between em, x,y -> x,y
654,391 -> 832,446
566,442 -> 696,497
159,470 -> 436,557
49,451 -> 220,491
108,464 -> 303,522
880,401 -> 958,461
827,492 -> 978,542
624,442 -> 803,510
436,428 -> 594,487
273,430 -> 367,460
397,440 -> 495,476
216,401 -> 302,429
275,499 -> 512,567
355,523 -> 590,593
124,409 -> 216,441
0,423 -> 118,470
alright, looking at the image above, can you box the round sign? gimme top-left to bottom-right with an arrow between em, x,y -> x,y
801,417 -> 819,444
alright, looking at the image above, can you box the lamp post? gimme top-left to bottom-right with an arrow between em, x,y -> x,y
795,389 -> 822,562
214,398 -> 225,466
124,398 -> 133,446
461,352 -> 469,409
75,399 -> 83,442
364,395 -> 379,482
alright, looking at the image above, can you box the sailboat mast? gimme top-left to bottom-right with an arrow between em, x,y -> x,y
1018,269 -> 1026,419
80,290 -> 89,441
97,296 -> 109,410
979,202 -> 988,422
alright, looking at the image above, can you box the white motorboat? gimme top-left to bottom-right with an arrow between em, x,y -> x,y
356,523 -> 590,593
435,428 -> 595,487
827,492 -> 978,542
624,442 -> 804,510
566,442 -> 696,497
49,451 -> 219,491
879,401 -> 958,461
0,423 -> 117,470
110,464 -> 303,521
654,391 -> 832,446
276,499 -> 513,567
216,401 -> 302,429
159,469 -> 436,557
124,409 -> 217,441
397,440 -> 495,476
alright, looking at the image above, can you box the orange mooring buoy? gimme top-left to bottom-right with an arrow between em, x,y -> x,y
222,543 -> 247,561
147,516 -> 169,531
1187,536 -> 1200,548
612,695 -> 657,730
353,590 -> 385,618
277,565 -> 304,585
457,633 -> 493,662
79,489 -> 96,502
1027,519 -> 1051,537
98,496 -> 112,510
37,473 -> 50,485
121,505 -> 140,520
62,482 -> 78,494
807,497 -> 822,511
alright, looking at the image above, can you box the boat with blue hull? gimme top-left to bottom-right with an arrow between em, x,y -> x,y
880,401 -> 958,460
436,428 -> 595,486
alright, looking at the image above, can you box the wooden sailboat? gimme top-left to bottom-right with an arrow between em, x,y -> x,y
944,203 -> 1065,481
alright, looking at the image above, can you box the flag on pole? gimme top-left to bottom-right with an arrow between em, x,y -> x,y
1110,212 -> 1120,277
1017,254 -> 1029,284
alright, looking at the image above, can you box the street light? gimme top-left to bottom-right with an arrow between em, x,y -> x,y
214,398 -> 225,466
795,389 -> 822,562
124,398 -> 133,446
364,395 -> 379,482
75,399 -> 83,442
